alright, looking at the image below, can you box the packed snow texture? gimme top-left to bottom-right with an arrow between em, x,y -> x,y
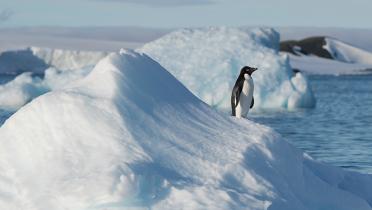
0,47 -> 107,74
1,50 -> 372,210
141,27 -> 316,110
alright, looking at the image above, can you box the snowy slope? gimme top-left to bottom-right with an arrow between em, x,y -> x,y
0,50 -> 371,210
141,27 -> 315,110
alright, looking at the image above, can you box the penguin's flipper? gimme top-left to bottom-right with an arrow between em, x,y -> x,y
250,97 -> 254,109
234,80 -> 244,108
231,92 -> 236,116
235,89 -> 241,108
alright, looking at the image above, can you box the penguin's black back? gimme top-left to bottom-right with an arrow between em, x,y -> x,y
231,73 -> 245,116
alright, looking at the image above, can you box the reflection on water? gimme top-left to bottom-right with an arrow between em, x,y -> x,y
252,74 -> 372,174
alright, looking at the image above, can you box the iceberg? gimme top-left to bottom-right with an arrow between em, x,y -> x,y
280,36 -> 372,75
323,37 -> 372,65
0,47 -> 107,75
0,50 -> 371,210
140,27 -> 316,110
0,47 -> 106,111
0,66 -> 92,111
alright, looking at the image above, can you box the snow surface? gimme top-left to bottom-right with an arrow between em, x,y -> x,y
141,27 -> 315,110
1,50 -> 372,210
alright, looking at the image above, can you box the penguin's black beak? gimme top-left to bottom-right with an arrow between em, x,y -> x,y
250,67 -> 258,74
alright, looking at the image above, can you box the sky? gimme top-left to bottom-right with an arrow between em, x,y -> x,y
1,0 -> 372,28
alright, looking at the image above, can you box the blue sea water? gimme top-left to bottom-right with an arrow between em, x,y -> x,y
252,74 -> 372,174
0,74 -> 371,174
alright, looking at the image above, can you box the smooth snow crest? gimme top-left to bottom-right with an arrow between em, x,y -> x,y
0,50 -> 372,210
140,27 -> 316,110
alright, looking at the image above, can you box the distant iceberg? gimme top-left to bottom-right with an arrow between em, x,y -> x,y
141,27 -> 316,110
0,66 -> 92,111
0,50 -> 371,210
0,47 -> 107,75
0,47 -> 107,112
280,36 -> 372,75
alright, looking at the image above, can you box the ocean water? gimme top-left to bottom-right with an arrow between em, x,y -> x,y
252,74 -> 372,174
0,74 -> 371,174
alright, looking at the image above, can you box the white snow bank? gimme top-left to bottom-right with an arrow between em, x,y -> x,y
0,50 -> 371,210
0,47 -> 107,74
140,27 -> 315,110
324,37 -> 372,65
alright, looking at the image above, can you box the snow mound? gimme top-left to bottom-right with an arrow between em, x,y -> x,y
140,27 -> 315,110
0,47 -> 107,74
1,50 -> 372,210
324,37 -> 372,65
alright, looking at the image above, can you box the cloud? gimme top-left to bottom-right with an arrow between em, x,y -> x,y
99,0 -> 216,7
0,9 -> 14,22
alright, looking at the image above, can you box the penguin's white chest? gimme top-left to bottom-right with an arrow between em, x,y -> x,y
236,75 -> 254,118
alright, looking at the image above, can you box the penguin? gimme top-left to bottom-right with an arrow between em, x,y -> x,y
231,66 -> 257,118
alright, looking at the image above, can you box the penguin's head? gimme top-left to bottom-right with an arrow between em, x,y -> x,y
240,66 -> 258,76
